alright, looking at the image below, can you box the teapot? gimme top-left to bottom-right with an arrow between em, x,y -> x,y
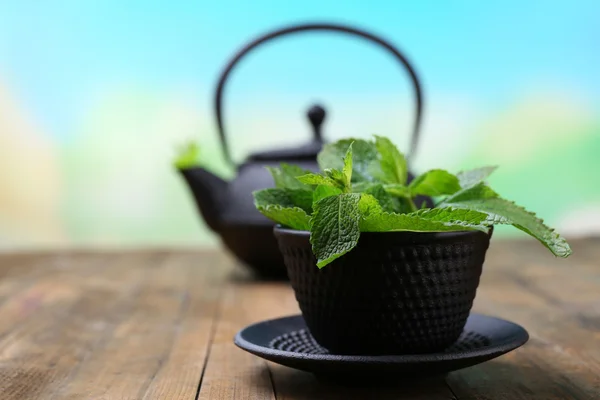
180,23 -> 424,278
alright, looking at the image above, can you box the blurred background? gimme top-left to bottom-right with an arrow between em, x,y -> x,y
0,1 -> 598,249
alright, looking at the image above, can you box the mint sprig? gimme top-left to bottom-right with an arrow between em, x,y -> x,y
298,143 -> 354,193
253,135 -> 572,268
174,141 -> 202,169
317,139 -> 378,182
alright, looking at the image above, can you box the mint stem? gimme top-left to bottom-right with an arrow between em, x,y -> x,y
407,198 -> 418,212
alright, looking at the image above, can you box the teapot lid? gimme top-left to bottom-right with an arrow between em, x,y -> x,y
247,105 -> 325,162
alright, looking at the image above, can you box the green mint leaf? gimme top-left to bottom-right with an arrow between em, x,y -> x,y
354,182 -> 414,213
383,183 -> 411,197
313,185 -> 343,203
457,166 -> 498,189
362,184 -> 401,213
253,188 -> 294,207
297,173 -> 338,187
257,205 -> 311,231
410,207 -> 489,230
288,190 -> 314,213
373,135 -> 408,184
382,183 -> 415,213
409,169 -> 461,197
351,181 -> 376,193
298,167 -> 351,192
253,188 -> 313,213
310,193 -> 361,268
267,163 -> 312,190
360,206 -> 489,233
442,182 -> 499,203
324,168 -> 347,188
444,196 -> 571,257
358,191 -> 416,217
358,193 -> 383,217
317,139 -> 378,182
174,141 -> 201,169
364,184 -> 394,211
308,143 -> 354,192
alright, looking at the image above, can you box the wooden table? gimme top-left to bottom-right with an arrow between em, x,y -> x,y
0,238 -> 598,399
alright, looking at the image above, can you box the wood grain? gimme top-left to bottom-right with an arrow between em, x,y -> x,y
140,252 -> 231,400
53,252 -> 230,400
0,240 -> 597,399
0,251 -> 232,400
0,253 -> 122,399
446,239 -> 600,399
196,278 -> 296,400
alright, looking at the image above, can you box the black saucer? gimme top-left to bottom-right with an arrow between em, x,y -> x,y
234,313 -> 528,381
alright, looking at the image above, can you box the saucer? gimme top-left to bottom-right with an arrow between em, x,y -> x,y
234,313 -> 528,380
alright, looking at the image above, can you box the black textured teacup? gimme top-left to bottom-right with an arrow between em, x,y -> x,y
274,226 -> 492,355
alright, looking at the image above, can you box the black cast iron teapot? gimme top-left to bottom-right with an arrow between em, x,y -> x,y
180,23 -> 424,278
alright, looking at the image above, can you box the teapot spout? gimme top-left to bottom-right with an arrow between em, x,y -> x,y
179,167 -> 228,233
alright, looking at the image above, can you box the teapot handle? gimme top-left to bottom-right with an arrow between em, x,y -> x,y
214,22 -> 424,167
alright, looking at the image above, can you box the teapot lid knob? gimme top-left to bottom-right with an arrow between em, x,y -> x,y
307,104 -> 326,142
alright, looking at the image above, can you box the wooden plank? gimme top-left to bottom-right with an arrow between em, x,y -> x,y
446,240 -> 600,399
0,253 -> 64,305
0,253 -> 123,353
0,251 -> 231,400
0,253 -> 158,399
0,253 -> 48,281
51,251 -> 230,400
0,254 -> 111,342
197,280 -> 291,400
447,342 -> 600,400
140,252 -> 231,400
479,256 -> 600,371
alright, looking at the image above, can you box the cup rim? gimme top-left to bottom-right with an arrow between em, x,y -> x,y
274,225 -> 493,241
